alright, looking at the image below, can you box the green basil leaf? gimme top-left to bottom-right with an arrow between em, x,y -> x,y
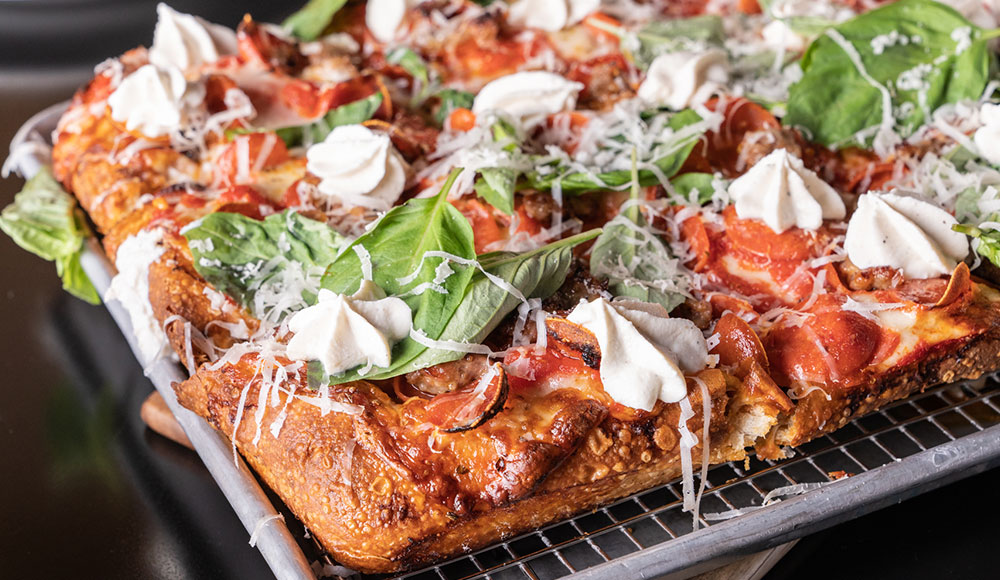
184,210 -> 349,307
670,172 -> 719,205
0,167 -> 98,304
275,92 -> 384,147
282,0 -> 348,41
955,185 -> 987,223
758,0 -> 837,35
785,0 -> 1000,149
475,168 -> 517,215
591,210 -> 687,313
56,249 -> 101,304
955,223 -> 1000,267
434,88 -> 475,126
377,228 -> 602,376
528,108 -> 706,193
321,169 -> 477,383
631,15 -> 725,69
387,47 -> 433,101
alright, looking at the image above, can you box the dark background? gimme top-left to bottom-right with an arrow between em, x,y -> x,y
0,2 -> 996,579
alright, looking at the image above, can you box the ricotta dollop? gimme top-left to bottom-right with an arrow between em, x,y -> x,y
974,102 -> 1000,165
306,124 -> 408,209
507,0 -> 600,32
637,49 -> 729,111
728,148 -> 846,233
761,19 -> 807,53
472,71 -> 583,127
365,0 -> 417,43
108,64 -> 192,138
845,192 -> 969,279
105,229 -> 173,364
149,3 -> 237,73
567,298 -> 710,411
286,282 -> 412,376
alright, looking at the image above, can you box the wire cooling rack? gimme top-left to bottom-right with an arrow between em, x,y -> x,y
12,103 -> 1000,580
304,376 -> 1000,580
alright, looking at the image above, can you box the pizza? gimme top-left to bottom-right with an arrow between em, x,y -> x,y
4,0 -> 1000,573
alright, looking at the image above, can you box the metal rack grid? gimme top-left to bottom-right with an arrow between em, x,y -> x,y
311,376 -> 1000,580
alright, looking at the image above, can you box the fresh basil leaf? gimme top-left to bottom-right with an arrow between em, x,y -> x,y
395,229 -> 602,374
670,172 -> 718,205
184,210 -> 349,307
591,166 -> 688,316
387,47 -> 433,101
631,15 -> 725,69
321,169 -> 477,383
282,0 -> 348,41
274,92 -> 384,147
528,109 -> 706,193
475,168 -> 517,215
955,223 -> 1000,267
785,0 -> 1000,149
434,88 -> 475,126
56,251 -> 101,304
0,167 -> 98,304
757,0 -> 837,35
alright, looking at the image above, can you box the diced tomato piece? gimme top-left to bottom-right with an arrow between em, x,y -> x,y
214,132 -> 290,187
448,108 -> 477,132
282,179 -> 305,207
513,205 -> 544,237
454,197 -> 505,253
211,185 -> 281,220
736,0 -> 762,14
281,76 -> 383,120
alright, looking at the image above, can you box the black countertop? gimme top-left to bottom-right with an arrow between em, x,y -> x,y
0,4 -> 996,579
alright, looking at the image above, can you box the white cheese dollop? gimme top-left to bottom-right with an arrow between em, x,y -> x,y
637,49 -> 729,111
105,229 -> 173,364
728,148 -> 846,233
974,102 -> 1000,165
365,0 -> 418,43
507,0 -> 600,32
761,19 -> 807,53
306,124 -> 408,209
567,298 -> 710,411
472,71 -> 583,127
845,192 -> 969,279
108,64 -> 191,138
286,282 -> 412,376
149,3 -> 238,73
